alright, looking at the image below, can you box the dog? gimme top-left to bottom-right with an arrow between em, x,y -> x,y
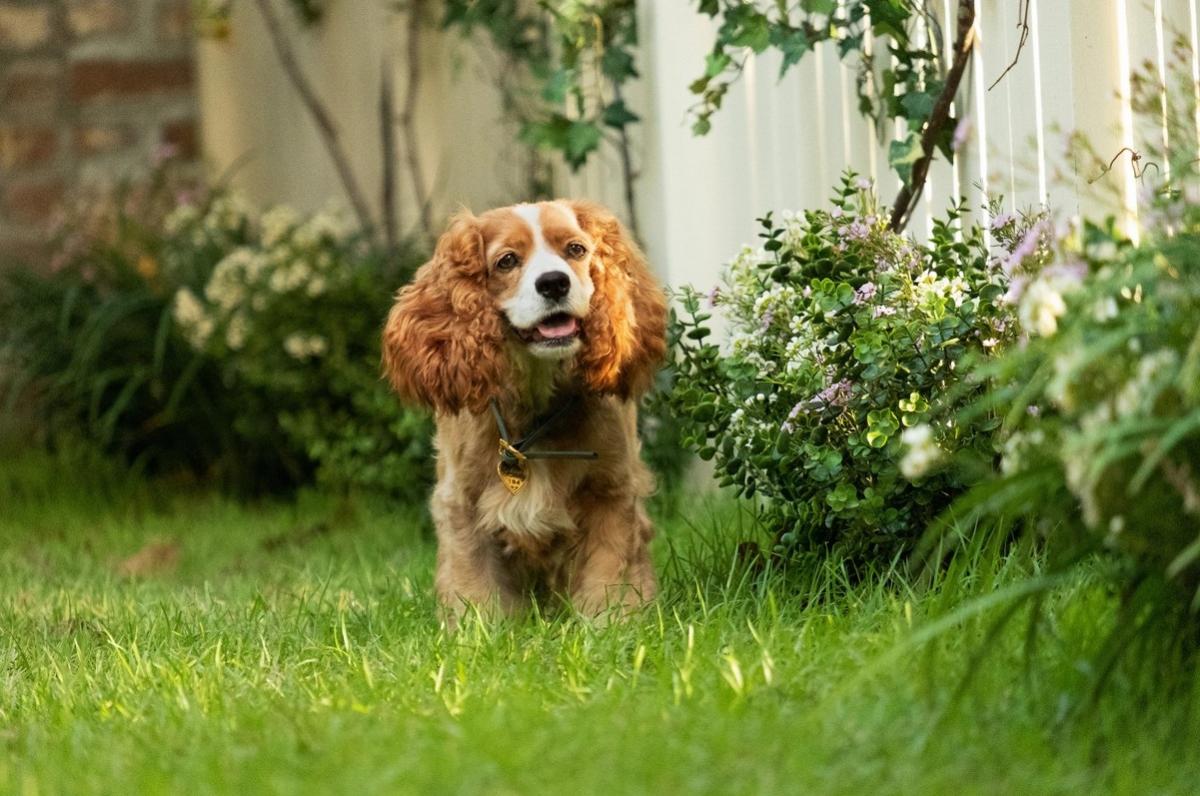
382,200 -> 668,622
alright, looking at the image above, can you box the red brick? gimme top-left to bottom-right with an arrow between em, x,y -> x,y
70,58 -> 194,101
0,59 -> 61,105
0,5 -> 52,50
74,123 -> 133,155
160,118 -> 196,159
67,0 -> 132,38
156,0 -> 192,42
0,126 -> 58,169
3,177 -> 64,226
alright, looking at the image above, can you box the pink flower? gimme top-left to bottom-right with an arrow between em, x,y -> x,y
152,142 -> 179,167
952,116 -> 973,152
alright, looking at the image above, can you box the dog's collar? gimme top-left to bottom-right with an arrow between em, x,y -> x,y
489,396 -> 598,495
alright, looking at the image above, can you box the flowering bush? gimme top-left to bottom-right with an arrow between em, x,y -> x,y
164,198 -> 432,494
948,194 -> 1200,601
669,175 -> 1037,558
1,165 -> 430,496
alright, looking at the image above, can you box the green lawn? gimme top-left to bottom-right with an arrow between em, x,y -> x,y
1,450 -> 1197,795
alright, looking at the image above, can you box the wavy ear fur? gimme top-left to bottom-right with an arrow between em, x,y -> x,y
382,213 -> 506,414
571,200 -> 668,398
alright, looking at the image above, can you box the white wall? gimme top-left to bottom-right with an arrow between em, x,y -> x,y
198,0 -> 1190,289
196,2 -> 533,238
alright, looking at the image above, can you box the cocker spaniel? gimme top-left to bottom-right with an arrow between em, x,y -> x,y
382,200 -> 667,622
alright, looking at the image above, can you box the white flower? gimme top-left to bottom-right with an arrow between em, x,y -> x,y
172,288 -> 214,349
261,205 -> 300,247
1092,296 -> 1119,322
1000,428 -> 1045,475
1018,278 -> 1067,337
225,312 -> 248,351
946,275 -> 971,307
900,424 -> 943,480
164,204 -> 199,237
283,333 -> 329,360
283,333 -> 307,359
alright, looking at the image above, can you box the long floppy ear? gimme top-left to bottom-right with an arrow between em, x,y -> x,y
382,213 -> 507,414
570,200 -> 668,398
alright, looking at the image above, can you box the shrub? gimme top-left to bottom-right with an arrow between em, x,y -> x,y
166,200 -> 431,495
669,175 -> 1034,559
0,166 -> 431,497
928,49 -> 1200,695
938,189 -> 1200,662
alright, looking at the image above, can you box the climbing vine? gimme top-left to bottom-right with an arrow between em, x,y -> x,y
442,0 -> 641,229
690,0 -> 976,231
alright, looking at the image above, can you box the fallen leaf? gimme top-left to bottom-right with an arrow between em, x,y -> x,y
117,540 -> 180,577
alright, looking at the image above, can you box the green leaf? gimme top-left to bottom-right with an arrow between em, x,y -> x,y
602,99 -> 640,129
900,90 -> 935,121
888,131 -> 924,185
541,68 -> 572,104
705,51 -> 732,78
773,28 -> 811,74
731,13 -> 770,53
601,47 -> 637,81
565,121 -> 602,169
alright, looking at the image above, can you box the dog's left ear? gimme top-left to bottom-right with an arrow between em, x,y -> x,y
570,200 -> 668,398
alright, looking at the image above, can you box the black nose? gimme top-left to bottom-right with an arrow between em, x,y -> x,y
535,270 -> 571,301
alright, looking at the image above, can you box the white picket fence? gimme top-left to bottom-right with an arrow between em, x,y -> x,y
560,0 -> 1197,289
200,2 -> 1191,292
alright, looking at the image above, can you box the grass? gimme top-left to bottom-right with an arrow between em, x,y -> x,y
1,449 -> 1198,795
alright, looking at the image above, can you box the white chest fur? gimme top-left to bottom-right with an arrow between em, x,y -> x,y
474,458 -> 576,538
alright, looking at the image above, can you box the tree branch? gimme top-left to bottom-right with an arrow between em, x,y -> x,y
254,0 -> 376,238
610,81 -> 640,240
400,0 -> 433,240
380,55 -> 399,250
889,0 -> 976,232
988,0 -> 1031,92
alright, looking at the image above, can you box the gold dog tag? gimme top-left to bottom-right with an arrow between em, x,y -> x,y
497,439 -> 529,495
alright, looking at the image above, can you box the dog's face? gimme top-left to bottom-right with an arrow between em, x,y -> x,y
382,200 -> 667,414
481,203 -> 595,362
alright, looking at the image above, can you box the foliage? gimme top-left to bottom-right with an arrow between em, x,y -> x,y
441,0 -> 640,172
938,171 -> 1200,678
668,174 -> 1036,559
0,164 -> 431,496
165,197 -> 432,495
690,0 -> 959,190
927,51 -> 1200,703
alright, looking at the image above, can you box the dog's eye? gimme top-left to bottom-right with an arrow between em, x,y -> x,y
565,242 -> 588,259
495,252 -> 520,271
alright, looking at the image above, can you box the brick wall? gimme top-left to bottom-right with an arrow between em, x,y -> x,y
0,0 -> 197,268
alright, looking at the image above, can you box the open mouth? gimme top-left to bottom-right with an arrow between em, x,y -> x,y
515,312 -> 581,347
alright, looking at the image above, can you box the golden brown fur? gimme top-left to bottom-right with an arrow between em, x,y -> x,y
382,200 -> 667,622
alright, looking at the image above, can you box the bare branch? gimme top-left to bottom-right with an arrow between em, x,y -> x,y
988,0 -> 1031,92
400,0 -> 433,240
253,0 -> 377,239
890,0 -> 976,232
380,55 -> 399,250
1088,146 -> 1160,183
610,80 -> 640,240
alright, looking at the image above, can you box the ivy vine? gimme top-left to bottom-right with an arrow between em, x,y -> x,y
690,0 -> 972,229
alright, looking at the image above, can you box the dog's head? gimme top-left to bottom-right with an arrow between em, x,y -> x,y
382,200 -> 667,414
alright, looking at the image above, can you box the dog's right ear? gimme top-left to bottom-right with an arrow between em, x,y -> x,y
382,213 -> 508,414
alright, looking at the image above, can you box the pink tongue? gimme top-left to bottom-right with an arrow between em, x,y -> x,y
536,316 -> 578,339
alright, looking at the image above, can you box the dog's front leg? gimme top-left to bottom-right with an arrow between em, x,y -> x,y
432,499 -> 519,627
569,495 -> 656,619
